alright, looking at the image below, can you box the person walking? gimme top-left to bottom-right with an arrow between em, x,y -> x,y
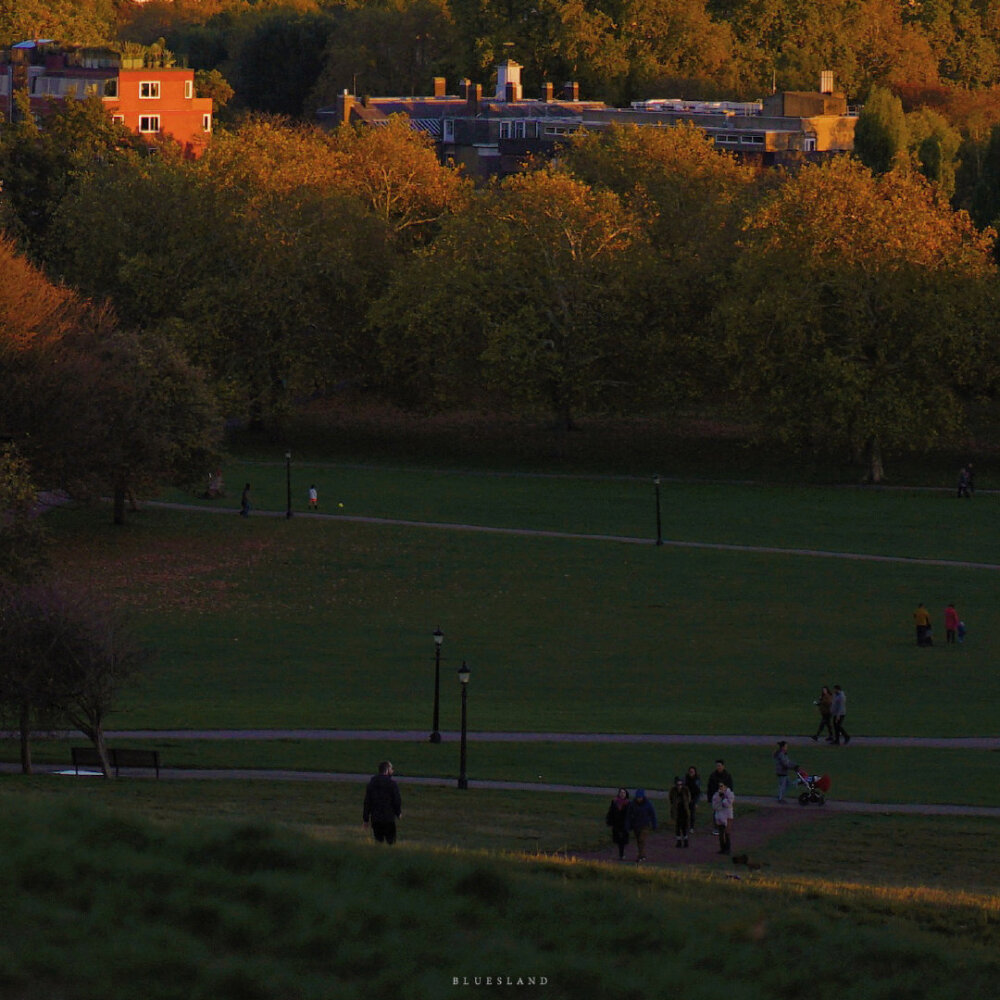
240,482 -> 252,517
626,788 -> 657,863
831,685 -> 850,746
668,777 -> 692,848
945,603 -> 960,645
705,759 -> 734,832
308,484 -> 318,509
711,782 -> 735,855
914,603 -> 932,646
812,685 -> 834,742
958,466 -> 971,498
773,741 -> 797,802
363,760 -> 402,844
684,766 -> 701,837
605,788 -> 630,861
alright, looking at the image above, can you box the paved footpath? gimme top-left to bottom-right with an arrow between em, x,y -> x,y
7,728 -> 999,817
146,500 -> 1000,571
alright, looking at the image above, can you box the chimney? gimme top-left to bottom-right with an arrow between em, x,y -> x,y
820,70 -> 834,94
496,59 -> 522,101
562,81 -> 579,101
541,82 -> 554,102
433,76 -> 446,98
458,77 -> 470,100
467,82 -> 482,112
337,88 -> 355,125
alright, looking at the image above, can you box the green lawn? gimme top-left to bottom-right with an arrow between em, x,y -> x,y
47,489 -> 1000,739
0,784 -> 997,1000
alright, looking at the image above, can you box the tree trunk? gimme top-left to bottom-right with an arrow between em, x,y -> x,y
19,704 -> 32,775
864,435 -> 885,484
79,723 -> 113,778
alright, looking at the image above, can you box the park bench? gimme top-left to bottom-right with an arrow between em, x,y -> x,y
71,746 -> 161,778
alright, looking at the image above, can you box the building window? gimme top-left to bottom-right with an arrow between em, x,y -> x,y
104,78 -> 118,98
139,81 -> 160,99
499,121 -> 512,139
443,119 -> 455,141
139,115 -> 161,133
202,114 -> 212,132
185,80 -> 193,99
112,114 -> 125,125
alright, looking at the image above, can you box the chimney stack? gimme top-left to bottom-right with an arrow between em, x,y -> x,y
433,76 -> 446,98
541,82 -> 554,102
467,82 -> 482,112
562,81 -> 579,101
337,89 -> 355,125
458,78 -> 470,100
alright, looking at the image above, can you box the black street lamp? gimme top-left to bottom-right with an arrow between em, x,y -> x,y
654,475 -> 663,546
430,627 -> 444,743
285,451 -> 293,519
457,660 -> 470,789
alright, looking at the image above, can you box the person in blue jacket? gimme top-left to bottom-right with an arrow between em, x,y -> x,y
626,788 -> 657,863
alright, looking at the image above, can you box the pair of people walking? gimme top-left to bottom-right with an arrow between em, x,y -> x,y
606,787 -> 658,863
811,685 -> 850,745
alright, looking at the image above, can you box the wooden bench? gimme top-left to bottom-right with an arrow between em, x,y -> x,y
71,747 -> 161,778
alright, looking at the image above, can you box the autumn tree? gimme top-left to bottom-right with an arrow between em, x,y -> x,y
0,93 -> 144,253
718,158 -> 999,481
307,0 -> 460,111
564,123 -> 757,404
1,235 -> 222,521
0,583 -> 149,776
373,167 -> 650,426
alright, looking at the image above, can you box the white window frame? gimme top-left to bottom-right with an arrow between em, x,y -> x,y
139,80 -> 160,99
112,113 -> 125,125
185,80 -> 193,99
139,114 -> 161,133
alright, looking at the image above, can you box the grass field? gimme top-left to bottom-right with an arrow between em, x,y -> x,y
40,477 -> 1000,739
5,452 -> 1000,998
0,783 -> 998,1000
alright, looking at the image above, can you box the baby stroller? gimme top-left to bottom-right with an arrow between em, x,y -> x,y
794,767 -> 831,806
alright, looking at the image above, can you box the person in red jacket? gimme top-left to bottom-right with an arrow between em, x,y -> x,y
945,603 -> 960,645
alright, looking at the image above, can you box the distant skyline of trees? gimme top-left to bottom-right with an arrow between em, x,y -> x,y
3,103 -> 999,481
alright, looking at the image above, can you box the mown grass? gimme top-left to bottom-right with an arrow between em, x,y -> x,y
0,788 -> 997,1000
44,498 -> 1000,739
10,739 -> 1000,808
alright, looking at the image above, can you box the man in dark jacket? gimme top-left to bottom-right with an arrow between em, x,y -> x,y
363,760 -> 402,844
705,759 -> 734,805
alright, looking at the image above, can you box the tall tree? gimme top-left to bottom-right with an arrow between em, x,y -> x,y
853,85 -> 911,174
373,167 -> 649,426
718,158 -> 998,481
0,583 -> 148,776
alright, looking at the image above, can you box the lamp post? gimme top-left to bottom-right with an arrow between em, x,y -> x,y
457,660 -> 470,789
285,451 -> 293,519
654,475 -> 663,546
430,627 -> 444,743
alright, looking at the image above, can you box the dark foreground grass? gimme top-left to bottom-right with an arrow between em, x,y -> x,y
11,739 -> 1000,808
0,789 -> 997,1000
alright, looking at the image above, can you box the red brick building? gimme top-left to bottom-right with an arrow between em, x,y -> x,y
0,41 -> 213,157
